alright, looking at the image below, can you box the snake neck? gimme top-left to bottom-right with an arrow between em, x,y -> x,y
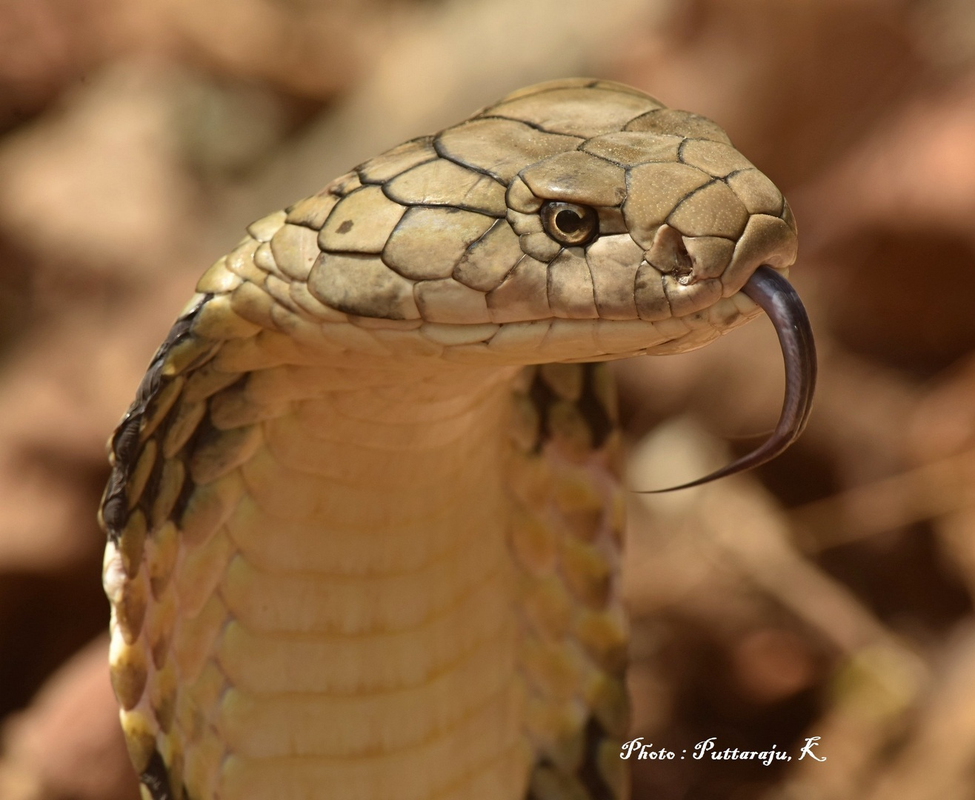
171,358 -> 535,799
255,361 -> 520,570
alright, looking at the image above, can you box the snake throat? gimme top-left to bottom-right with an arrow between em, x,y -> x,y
640,265 -> 817,492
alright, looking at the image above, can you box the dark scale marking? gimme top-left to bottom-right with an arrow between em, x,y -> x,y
143,299 -> 206,375
112,416 -> 142,468
101,296 -> 214,544
527,370 -> 557,454
576,364 -> 615,448
171,456 -> 197,525
336,219 -> 354,234
101,491 -> 128,543
103,421 -> 141,543
169,372 -> 246,523
577,717 -> 617,800
174,409 -> 221,515
131,367 -> 163,419
520,364 -> 624,799
140,750 -> 173,800
138,443 -> 166,521
527,756 -> 557,797
527,363 -> 615,454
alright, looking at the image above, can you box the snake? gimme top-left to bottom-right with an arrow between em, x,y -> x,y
99,78 -> 815,800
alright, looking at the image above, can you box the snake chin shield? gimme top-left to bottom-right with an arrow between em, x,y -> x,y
100,78 -> 814,800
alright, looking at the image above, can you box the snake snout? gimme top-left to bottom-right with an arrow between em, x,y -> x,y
719,205 -> 798,297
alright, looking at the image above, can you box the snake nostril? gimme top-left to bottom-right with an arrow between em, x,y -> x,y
647,223 -> 694,281
675,239 -> 692,273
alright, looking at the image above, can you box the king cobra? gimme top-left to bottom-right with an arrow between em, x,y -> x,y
100,79 -> 815,800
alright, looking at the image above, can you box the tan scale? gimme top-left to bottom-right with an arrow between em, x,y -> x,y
100,78 -> 801,800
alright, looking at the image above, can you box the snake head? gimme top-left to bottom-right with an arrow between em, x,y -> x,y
309,79 -> 799,357
300,79 -> 814,485
466,80 -> 812,487
476,81 -> 800,357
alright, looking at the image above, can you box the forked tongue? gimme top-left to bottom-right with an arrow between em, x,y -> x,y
639,265 -> 817,493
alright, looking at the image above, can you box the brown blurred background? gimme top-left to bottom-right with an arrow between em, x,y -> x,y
1,0 -> 974,798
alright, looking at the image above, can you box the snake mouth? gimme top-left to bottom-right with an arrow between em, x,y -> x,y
642,264 -> 817,492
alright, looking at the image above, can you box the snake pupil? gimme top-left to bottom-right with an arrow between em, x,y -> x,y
540,201 -> 598,246
556,209 -> 583,233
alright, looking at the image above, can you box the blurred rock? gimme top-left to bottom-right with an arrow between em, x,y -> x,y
0,0 -> 383,137
0,60 -> 204,277
159,0 -> 387,98
0,0 -> 148,132
731,628 -> 819,704
795,75 -> 975,373
909,358 -> 975,463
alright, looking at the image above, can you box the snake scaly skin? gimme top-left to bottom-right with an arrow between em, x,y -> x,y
100,79 -> 813,800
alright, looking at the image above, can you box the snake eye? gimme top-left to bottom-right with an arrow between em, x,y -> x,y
540,201 -> 598,247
